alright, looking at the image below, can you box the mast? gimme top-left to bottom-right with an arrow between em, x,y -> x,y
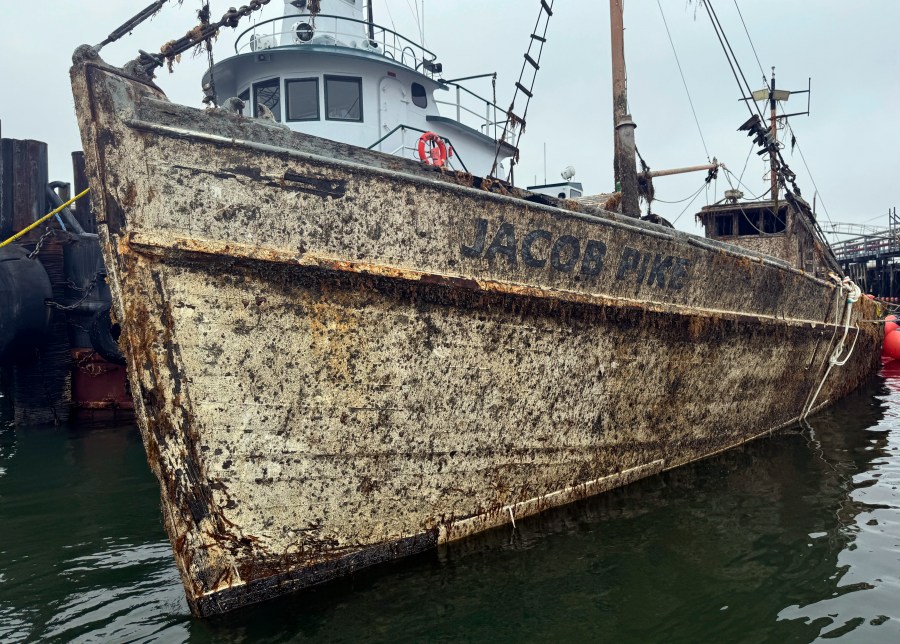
366,0 -> 375,41
769,67 -> 778,202
744,70 -> 810,205
768,68 -> 778,202
609,0 -> 640,217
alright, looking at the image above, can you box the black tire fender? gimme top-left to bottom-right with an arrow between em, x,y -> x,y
89,305 -> 126,365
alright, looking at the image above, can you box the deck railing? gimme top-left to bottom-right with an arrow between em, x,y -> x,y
367,125 -> 469,174
831,209 -> 900,263
235,14 -> 438,76
435,80 -> 518,146
832,235 -> 900,262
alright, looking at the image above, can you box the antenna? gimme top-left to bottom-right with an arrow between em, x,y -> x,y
739,69 -> 812,201
543,142 -> 547,184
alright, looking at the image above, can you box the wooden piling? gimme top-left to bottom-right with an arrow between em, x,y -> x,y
0,136 -> 71,425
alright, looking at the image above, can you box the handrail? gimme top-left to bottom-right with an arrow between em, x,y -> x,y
440,80 -> 495,107
367,125 -> 469,174
832,234 -> 900,261
435,80 -> 518,144
434,100 -> 485,126
234,14 -> 438,74
440,73 -> 497,85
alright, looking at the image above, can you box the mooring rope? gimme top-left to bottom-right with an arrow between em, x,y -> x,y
800,276 -> 862,420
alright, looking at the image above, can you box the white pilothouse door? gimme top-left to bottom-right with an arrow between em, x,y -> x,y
378,76 -> 412,158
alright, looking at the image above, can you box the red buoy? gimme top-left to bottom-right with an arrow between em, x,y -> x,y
883,329 -> 900,361
887,315 -> 899,335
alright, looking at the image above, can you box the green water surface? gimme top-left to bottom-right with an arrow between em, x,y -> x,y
1,368 -> 899,643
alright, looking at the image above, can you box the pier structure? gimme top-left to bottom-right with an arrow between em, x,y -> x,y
0,121 -> 131,425
829,208 -> 900,299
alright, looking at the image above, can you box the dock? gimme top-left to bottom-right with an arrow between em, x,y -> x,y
0,121 -> 131,425
830,208 -> 900,299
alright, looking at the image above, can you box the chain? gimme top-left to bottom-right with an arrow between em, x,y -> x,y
65,279 -> 96,293
74,350 -> 114,377
27,228 -> 56,259
199,2 -> 217,107
46,274 -> 100,312
141,0 -> 272,74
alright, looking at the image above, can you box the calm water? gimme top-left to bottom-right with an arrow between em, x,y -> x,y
1,369 -> 900,643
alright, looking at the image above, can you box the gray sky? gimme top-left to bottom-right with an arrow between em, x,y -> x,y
1,1 -> 897,235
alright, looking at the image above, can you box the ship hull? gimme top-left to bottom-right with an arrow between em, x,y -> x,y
71,52 -> 881,617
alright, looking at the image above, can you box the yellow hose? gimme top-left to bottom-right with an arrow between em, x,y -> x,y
0,188 -> 91,250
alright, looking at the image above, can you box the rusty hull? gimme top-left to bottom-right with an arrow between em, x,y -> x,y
70,50 -> 881,617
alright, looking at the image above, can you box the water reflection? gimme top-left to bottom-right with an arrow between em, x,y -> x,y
0,420 -> 187,642
777,363 -> 900,639
0,371 -> 898,642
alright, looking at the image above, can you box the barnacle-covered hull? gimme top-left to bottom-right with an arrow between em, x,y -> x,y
71,50 -> 881,617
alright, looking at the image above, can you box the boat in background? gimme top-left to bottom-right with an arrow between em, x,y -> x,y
70,0 -> 881,616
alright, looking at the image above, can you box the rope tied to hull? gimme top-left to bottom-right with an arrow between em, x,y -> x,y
830,277 -> 862,366
800,275 -> 862,420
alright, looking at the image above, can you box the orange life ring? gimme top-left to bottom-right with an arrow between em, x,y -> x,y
417,131 -> 448,167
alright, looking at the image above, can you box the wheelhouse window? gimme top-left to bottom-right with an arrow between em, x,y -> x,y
324,76 -> 363,122
715,214 -> 734,236
253,77 -> 281,122
762,208 -> 787,233
286,78 -> 320,121
411,82 -> 427,108
238,89 -> 250,117
738,209 -> 761,236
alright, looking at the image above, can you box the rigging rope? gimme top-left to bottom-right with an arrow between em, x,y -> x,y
382,0 -> 398,33
137,0 -> 272,75
672,183 -> 709,224
700,0 -> 819,239
199,2 -> 217,106
737,140 -> 754,185
733,203 -> 780,237
653,180 -> 709,204
732,0 -> 766,82
94,0 -> 182,51
779,111 -> 835,228
401,0 -> 423,45
657,0 -> 710,162
701,0 -> 764,123
723,167 -> 767,200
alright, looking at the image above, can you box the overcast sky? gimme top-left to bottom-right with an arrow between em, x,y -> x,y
0,1 -> 897,235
